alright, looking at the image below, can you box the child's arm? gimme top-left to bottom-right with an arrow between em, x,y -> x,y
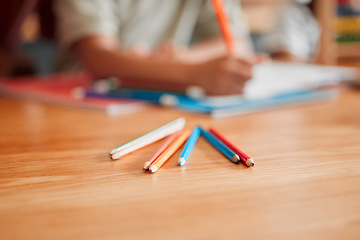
74,35 -> 258,96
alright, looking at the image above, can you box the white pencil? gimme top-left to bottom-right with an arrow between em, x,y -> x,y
110,118 -> 186,160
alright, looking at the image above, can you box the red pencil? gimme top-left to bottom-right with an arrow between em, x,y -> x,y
211,0 -> 236,55
209,128 -> 254,167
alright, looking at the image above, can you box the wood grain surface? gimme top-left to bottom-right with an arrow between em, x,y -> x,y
1,89 -> 360,240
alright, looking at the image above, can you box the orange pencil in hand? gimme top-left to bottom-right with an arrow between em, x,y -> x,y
211,0 -> 236,55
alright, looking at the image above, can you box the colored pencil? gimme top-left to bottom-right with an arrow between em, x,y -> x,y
143,131 -> 182,170
200,127 -> 240,163
110,118 -> 185,159
209,128 -> 254,167
111,129 -> 180,160
149,129 -> 191,173
211,0 -> 236,55
178,127 -> 201,166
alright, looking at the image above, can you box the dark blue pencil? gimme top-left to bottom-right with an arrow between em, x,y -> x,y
200,127 -> 240,163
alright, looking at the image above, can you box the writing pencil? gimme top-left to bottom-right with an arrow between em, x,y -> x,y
209,128 -> 254,167
149,129 -> 191,173
178,127 -> 201,166
211,0 -> 236,55
143,131 -> 182,170
110,118 -> 185,159
200,127 -> 240,163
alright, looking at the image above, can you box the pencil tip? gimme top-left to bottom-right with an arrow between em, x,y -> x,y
179,158 -> 185,166
143,162 -> 150,170
246,158 -> 255,167
149,165 -> 157,173
110,153 -> 120,160
232,155 -> 240,163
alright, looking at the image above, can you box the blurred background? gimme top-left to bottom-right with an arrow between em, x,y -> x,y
0,0 -> 359,77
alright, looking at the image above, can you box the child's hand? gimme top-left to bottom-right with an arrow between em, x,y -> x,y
188,55 -> 263,96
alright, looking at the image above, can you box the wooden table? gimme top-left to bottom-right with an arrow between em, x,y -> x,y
1,89 -> 360,240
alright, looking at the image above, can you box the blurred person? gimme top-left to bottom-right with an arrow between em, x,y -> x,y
258,0 -> 320,62
0,0 -> 58,76
55,0 -> 265,96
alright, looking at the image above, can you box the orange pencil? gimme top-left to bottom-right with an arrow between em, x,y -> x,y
143,131 -> 182,170
211,0 -> 236,55
149,129 -> 191,173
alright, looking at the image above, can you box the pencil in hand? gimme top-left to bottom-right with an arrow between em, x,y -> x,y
211,0 -> 236,55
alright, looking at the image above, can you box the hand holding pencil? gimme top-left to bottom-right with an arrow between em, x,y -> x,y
183,0 -> 266,96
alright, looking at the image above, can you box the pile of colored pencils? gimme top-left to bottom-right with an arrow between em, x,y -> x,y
109,118 -> 255,173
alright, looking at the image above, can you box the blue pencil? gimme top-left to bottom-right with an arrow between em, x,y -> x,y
200,128 -> 240,163
178,127 -> 201,166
